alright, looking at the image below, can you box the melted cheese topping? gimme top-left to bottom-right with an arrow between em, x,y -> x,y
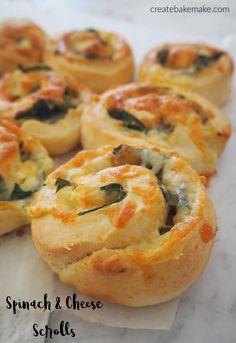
138,43 -> 233,107
157,43 -> 222,70
81,84 -> 231,176
142,43 -> 233,75
30,144 -> 210,258
0,66 -> 94,155
0,68 -> 92,121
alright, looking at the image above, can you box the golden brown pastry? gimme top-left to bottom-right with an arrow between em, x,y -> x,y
30,144 -> 216,307
0,120 -> 53,235
0,19 -> 47,75
139,43 -> 234,107
81,84 -> 232,177
44,28 -> 134,93
0,65 -> 93,155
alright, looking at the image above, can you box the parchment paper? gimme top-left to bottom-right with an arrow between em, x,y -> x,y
0,227 -> 179,330
0,1 -> 235,331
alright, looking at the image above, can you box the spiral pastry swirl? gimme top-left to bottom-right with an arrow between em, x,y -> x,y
44,28 -> 134,93
0,120 -> 53,235
81,84 -> 231,177
30,144 -> 216,306
0,65 -> 93,155
0,19 -> 47,75
139,43 -> 234,107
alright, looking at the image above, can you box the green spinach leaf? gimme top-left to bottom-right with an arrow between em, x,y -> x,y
55,178 -> 72,192
158,180 -> 179,206
156,48 -> 169,66
113,145 -> 124,157
0,176 -> 33,201
108,108 -> 175,134
159,225 -> 172,235
100,183 -> 126,202
10,184 -> 33,200
158,180 -> 190,209
16,100 -> 67,123
108,108 -> 147,132
79,183 -> 126,216
18,65 -> 52,73
194,52 -> 223,72
0,175 -> 10,201
16,86 -> 77,124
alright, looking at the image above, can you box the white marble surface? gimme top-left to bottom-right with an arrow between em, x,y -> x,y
0,309 -> 49,343
0,0 -> 236,342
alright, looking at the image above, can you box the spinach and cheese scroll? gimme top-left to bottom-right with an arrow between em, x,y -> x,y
81,84 -> 231,177
139,43 -> 234,107
0,120 -> 53,235
30,144 -> 216,307
44,28 -> 134,93
0,65 -> 93,155
0,19 -> 47,75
